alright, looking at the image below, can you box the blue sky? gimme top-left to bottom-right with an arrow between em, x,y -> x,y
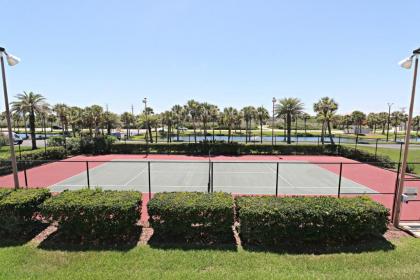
1,0 -> 419,115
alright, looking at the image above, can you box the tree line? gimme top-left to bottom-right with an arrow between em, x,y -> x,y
1,91 -> 419,150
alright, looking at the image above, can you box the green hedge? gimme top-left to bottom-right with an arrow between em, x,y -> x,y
0,188 -> 51,236
111,142 -> 339,155
148,192 -> 234,243
0,147 -> 67,176
236,196 -> 389,245
40,189 -> 142,242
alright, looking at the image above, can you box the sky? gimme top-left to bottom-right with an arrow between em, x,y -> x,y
1,0 -> 419,115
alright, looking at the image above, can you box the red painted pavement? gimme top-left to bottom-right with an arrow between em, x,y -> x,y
0,154 -> 418,222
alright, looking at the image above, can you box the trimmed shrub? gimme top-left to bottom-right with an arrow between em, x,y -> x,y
77,135 -> 116,154
148,192 -> 234,243
236,196 -> 389,246
40,189 -> 142,242
0,188 -> 51,236
47,136 -> 65,147
111,142 -> 339,155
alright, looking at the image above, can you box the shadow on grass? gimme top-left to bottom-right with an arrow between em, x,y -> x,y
0,222 -> 49,247
241,236 -> 396,255
148,233 -> 237,252
38,225 -> 142,252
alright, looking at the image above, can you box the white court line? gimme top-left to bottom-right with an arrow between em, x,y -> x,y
51,184 -> 374,191
123,167 -> 148,186
50,162 -> 112,188
265,163 -> 294,187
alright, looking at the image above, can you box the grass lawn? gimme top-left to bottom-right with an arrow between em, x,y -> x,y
347,145 -> 420,173
0,238 -> 418,279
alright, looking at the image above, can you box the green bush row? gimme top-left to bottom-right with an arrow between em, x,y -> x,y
40,189 -> 142,242
236,196 -> 389,245
0,189 -> 51,236
148,192 -> 388,245
148,192 -> 234,243
110,142 -> 339,155
0,189 -> 389,246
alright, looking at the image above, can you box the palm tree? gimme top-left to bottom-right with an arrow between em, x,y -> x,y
201,103 -> 212,141
390,111 -> 403,142
103,111 -> 120,135
342,114 -> 352,132
367,113 -> 379,134
377,112 -> 388,134
255,106 -> 269,143
351,111 -> 366,135
47,114 -> 57,132
11,91 -> 48,150
241,106 -> 256,143
275,98 -> 304,144
68,106 -> 83,137
222,107 -> 237,143
302,113 -> 310,135
171,105 -> 184,142
209,105 -> 219,142
186,100 -> 200,143
313,97 -> 338,144
53,103 -> 69,138
120,112 -> 135,139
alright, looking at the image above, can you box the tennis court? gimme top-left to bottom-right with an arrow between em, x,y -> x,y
0,154 -> 419,221
49,159 -> 375,195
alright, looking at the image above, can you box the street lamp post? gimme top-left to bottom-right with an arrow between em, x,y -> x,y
0,47 -> 20,189
393,47 -> 420,227
272,97 -> 276,146
386,102 -> 393,142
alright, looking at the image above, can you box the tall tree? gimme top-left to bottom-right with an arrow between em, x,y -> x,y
222,107 -> 237,143
171,105 -> 184,142
275,98 -> 304,144
255,106 -> 269,143
186,100 -> 200,143
209,105 -> 219,142
377,112 -> 389,134
302,113 -> 310,135
11,91 -> 48,150
120,112 -> 135,139
313,97 -> 338,145
351,111 -> 366,135
53,103 -> 69,138
241,106 -> 256,143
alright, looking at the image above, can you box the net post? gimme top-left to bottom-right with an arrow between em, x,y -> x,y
337,162 -> 343,198
23,160 -> 28,188
375,139 -> 379,160
275,162 -> 279,197
211,162 -> 214,193
148,161 -> 151,200
86,161 -> 90,189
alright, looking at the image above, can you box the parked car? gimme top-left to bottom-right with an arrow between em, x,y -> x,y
1,132 -> 23,145
52,125 -> 62,130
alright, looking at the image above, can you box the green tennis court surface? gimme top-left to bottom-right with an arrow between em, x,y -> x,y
50,160 -> 377,195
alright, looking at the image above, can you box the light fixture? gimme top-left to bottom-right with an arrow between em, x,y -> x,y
399,56 -> 413,69
6,53 -> 20,66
